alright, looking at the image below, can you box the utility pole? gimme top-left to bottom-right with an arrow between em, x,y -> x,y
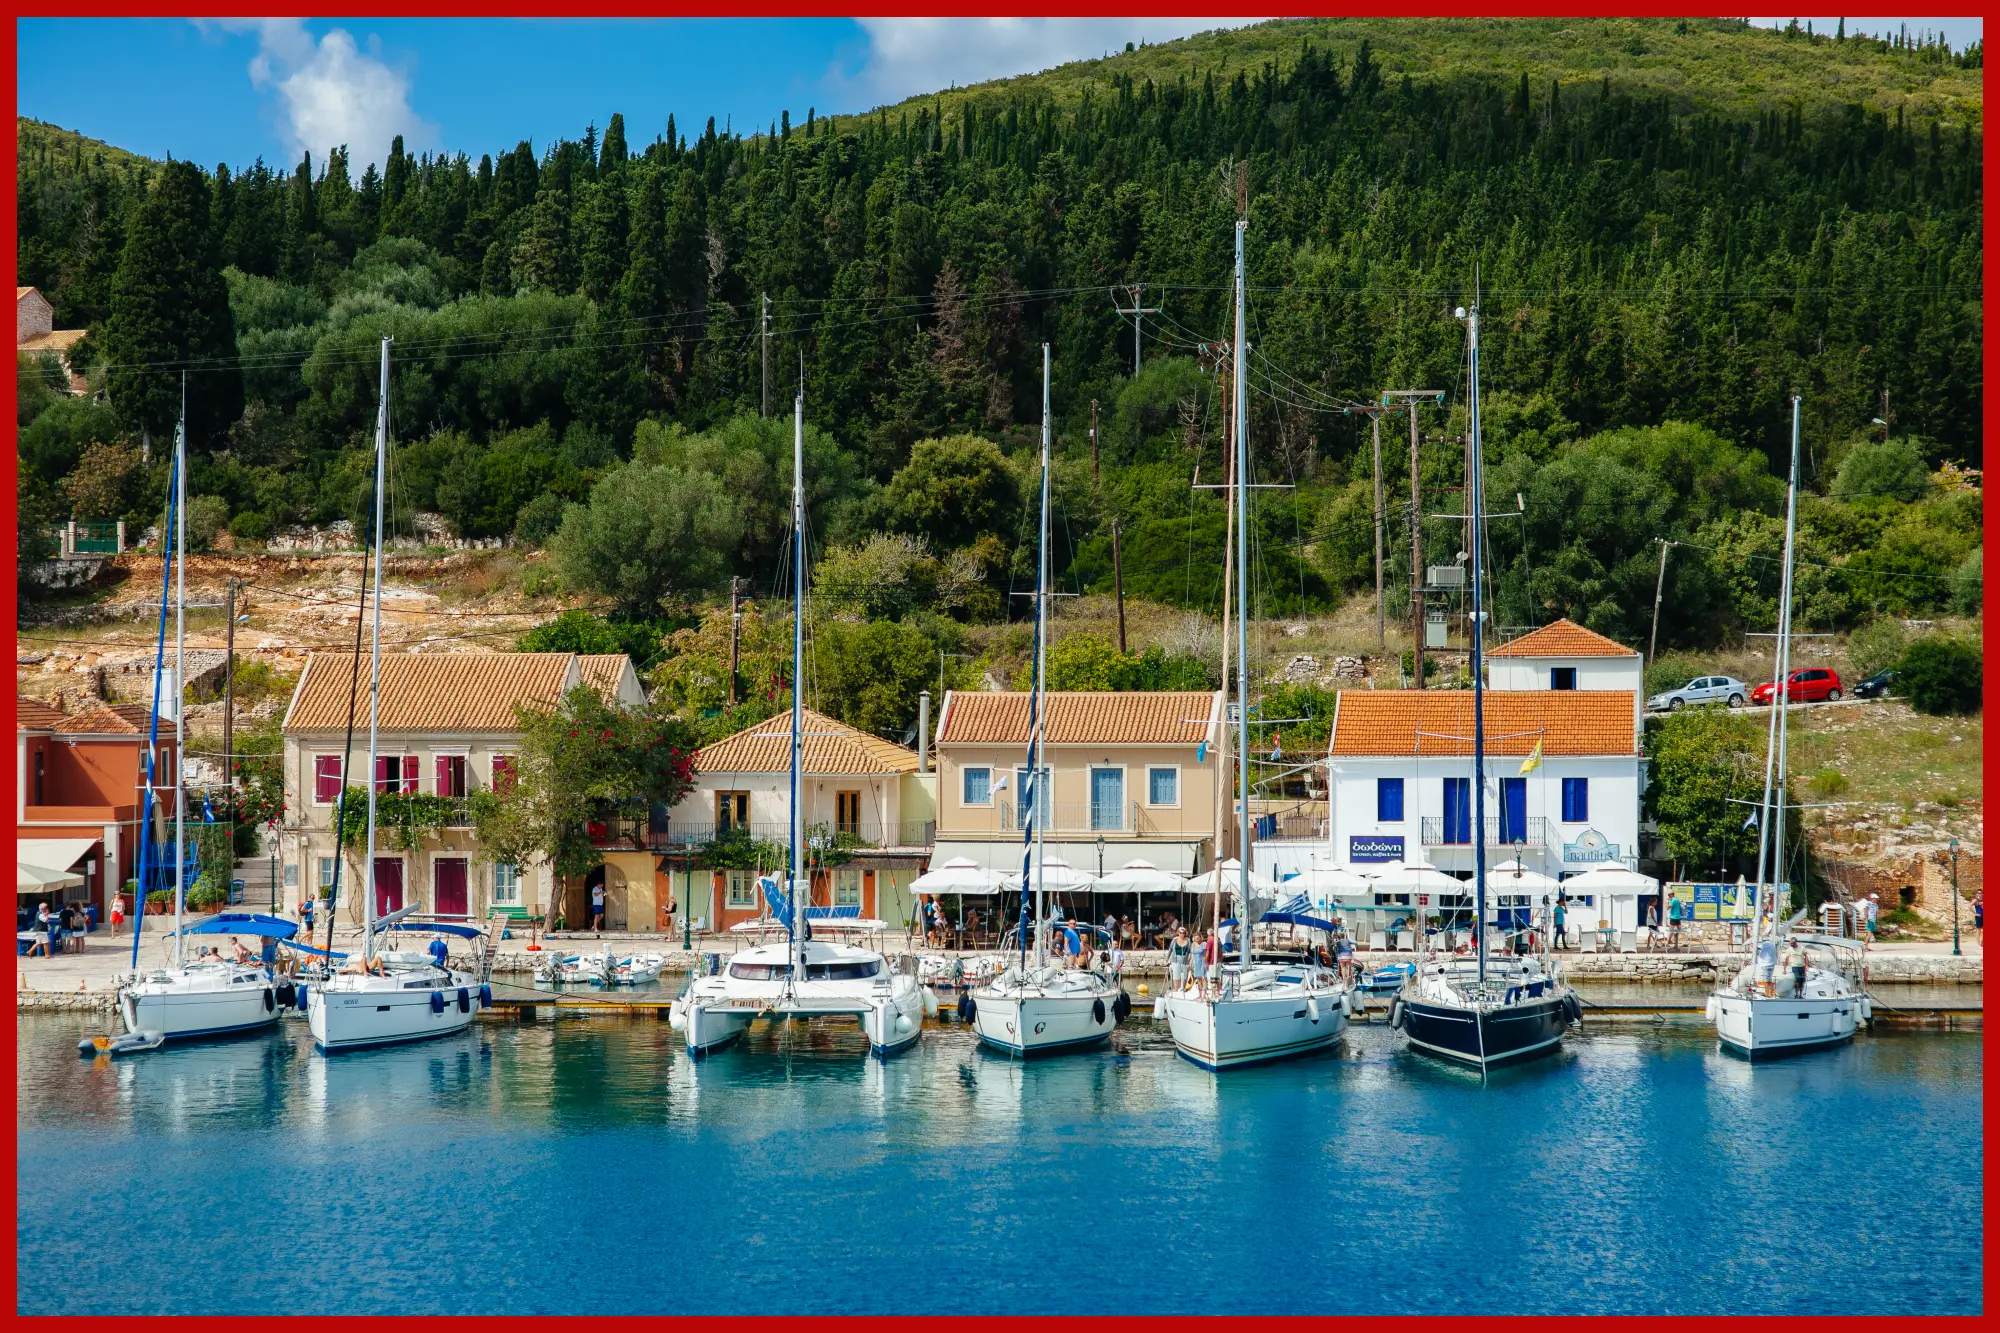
1111,519 -> 1127,652
1649,538 -> 1673,666
1090,399 -> 1100,481
1381,390 -> 1446,687
727,577 -> 743,705
1110,283 -> 1162,377
222,578 -> 237,793
760,293 -> 771,418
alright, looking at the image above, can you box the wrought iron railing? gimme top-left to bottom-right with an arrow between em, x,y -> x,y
1419,815 -> 1549,848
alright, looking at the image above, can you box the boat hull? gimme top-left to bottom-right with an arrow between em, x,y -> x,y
308,978 -> 481,1052
969,987 -> 1118,1057
1712,992 -> 1859,1060
1397,993 -> 1568,1069
1161,989 -> 1346,1070
673,981 -> 927,1059
122,984 -> 279,1041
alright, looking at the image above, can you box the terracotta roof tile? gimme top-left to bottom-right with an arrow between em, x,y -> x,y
15,698 -> 66,730
576,653 -> 636,702
55,704 -> 151,735
698,707 -> 919,775
1487,618 -> 1638,658
939,691 -> 1221,746
284,652 -> 578,732
1330,690 -> 1636,757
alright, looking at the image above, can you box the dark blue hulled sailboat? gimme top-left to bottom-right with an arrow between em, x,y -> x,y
1388,300 -> 1581,1071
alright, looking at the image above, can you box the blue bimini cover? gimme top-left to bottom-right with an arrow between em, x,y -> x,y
179,913 -> 299,940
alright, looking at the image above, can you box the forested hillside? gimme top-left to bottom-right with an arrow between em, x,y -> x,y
15,17 -> 1983,660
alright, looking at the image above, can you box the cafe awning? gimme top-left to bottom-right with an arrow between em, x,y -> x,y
16,837 -> 97,895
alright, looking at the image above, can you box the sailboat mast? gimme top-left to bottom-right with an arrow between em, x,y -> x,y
132,442 -> 178,969
363,337 -> 390,961
791,390 -> 807,981
1233,217 -> 1251,969
1464,301 -> 1489,988
1749,395 -> 1802,945
172,386 -> 187,966
1033,343 -> 1051,971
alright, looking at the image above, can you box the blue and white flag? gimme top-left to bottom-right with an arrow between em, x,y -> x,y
201,794 -> 216,823
1741,808 -> 1759,831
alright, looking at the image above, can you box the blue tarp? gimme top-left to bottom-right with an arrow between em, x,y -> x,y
280,939 -> 348,960
1260,910 -> 1337,932
179,913 -> 299,940
377,920 -> 486,940
803,905 -> 861,919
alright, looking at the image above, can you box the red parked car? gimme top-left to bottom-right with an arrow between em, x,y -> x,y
1750,667 -> 1843,705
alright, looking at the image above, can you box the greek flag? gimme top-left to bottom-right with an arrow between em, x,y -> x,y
759,875 -> 793,933
201,794 -> 215,823
1742,808 -> 1759,831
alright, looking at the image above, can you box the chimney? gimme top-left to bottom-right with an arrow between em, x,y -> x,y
917,691 -> 931,773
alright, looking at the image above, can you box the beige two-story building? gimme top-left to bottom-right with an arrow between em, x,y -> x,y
932,690 -> 1224,878
281,651 -> 645,925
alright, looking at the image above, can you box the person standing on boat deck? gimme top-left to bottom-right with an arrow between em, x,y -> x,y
1754,936 -> 1777,993
1199,929 -> 1220,997
1167,928 -> 1192,992
590,882 -> 605,933
1335,934 -> 1355,987
230,936 -> 253,965
1782,939 -> 1807,998
1061,920 -> 1081,969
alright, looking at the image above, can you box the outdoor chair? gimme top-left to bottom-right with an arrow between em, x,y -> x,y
1368,931 -> 1387,952
1396,930 -> 1414,951
1577,931 -> 1598,953
1618,930 -> 1639,954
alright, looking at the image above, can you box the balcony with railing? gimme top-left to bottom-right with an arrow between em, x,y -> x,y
646,818 -> 937,852
995,801 -> 1213,839
1419,815 -> 1549,849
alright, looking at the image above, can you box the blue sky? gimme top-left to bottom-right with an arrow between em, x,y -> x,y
16,17 -> 1983,172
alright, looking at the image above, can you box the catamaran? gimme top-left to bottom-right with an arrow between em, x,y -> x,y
1160,211 -> 1350,1070
116,398 -> 292,1042
303,337 -> 493,1052
1387,297 -> 1581,1071
1707,395 -> 1869,1060
668,388 -> 926,1058
967,346 -> 1127,1057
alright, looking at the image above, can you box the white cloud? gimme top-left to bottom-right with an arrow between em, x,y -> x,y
830,18 -> 1260,108
209,19 -> 435,168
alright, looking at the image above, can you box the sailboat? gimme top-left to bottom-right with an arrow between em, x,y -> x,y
118,395 -> 293,1041
306,337 -> 492,1053
967,345 -> 1128,1057
1708,396 -> 1868,1059
1388,298 -> 1581,1071
668,388 -> 927,1058
1160,213 -> 1350,1071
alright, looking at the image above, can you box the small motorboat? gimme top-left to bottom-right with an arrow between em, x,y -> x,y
609,954 -> 665,985
537,953 -> 608,984
1358,961 -> 1417,993
78,1030 -> 165,1058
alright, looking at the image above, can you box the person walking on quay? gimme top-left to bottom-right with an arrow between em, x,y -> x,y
590,881 -> 606,934
1553,899 -> 1567,951
109,893 -> 125,937
1645,899 -> 1661,950
26,903 -> 52,957
1865,893 -> 1880,936
1167,927 -> 1192,992
1781,938 -> 1807,998
1667,895 -> 1683,950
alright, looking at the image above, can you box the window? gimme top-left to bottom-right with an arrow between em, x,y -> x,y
1562,778 -> 1589,824
435,755 -> 468,799
314,756 -> 343,804
1442,778 -> 1471,844
1015,766 -> 1052,822
317,857 -> 337,889
33,751 -> 44,805
1147,766 -> 1179,807
725,870 -> 756,908
729,960 -> 791,980
1377,777 -> 1405,823
283,864 -> 298,887
834,868 -> 862,907
836,791 -> 861,836
1089,768 -> 1124,830
1551,667 -> 1577,691
716,792 -> 749,832
491,755 -> 517,793
374,755 -> 417,793
492,863 -> 522,906
962,767 -> 992,806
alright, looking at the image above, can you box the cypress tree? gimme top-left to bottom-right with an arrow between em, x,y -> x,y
600,113 -> 629,172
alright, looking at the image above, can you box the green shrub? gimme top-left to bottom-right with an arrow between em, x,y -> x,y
1898,636 -> 1981,715
229,509 -> 274,542
512,491 -> 568,548
186,495 -> 231,551
1846,617 -> 1909,680
188,872 -> 229,910
1833,437 -> 1931,502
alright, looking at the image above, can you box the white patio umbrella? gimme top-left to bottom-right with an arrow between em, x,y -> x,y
1184,858 -> 1282,897
1091,859 -> 1186,894
1560,864 -> 1660,895
909,856 -> 1008,895
1001,856 -> 1099,893
1366,858 -> 1464,897
1291,864 -> 1374,902
1486,859 -> 1561,895
16,861 -> 82,893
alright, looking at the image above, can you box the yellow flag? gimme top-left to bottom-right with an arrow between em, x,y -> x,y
1518,739 -> 1543,775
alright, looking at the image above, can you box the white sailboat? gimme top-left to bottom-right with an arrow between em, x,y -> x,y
117,394 -> 290,1041
1709,395 -> 1867,1059
305,337 -> 491,1053
1161,212 -> 1349,1071
668,388 -> 926,1058
968,344 -> 1126,1057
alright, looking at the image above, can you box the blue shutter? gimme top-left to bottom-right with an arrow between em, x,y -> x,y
1443,778 -> 1471,843
1562,778 -> 1588,824
1377,777 -> 1404,822
1500,777 -> 1527,845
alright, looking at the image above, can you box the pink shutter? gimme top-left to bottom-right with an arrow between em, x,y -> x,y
402,756 -> 419,793
435,756 -> 451,796
493,756 -> 516,793
315,756 -> 342,803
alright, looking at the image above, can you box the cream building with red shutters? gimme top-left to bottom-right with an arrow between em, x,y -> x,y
280,651 -> 644,926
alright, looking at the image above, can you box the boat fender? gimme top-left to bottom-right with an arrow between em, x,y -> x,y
1308,996 -> 1321,1024
275,980 -> 296,1008
1090,997 -> 1106,1025
1112,990 -> 1132,1022
479,984 -> 492,1009
1151,993 -> 1166,1019
296,984 -> 308,1012
1565,993 -> 1584,1026
1860,996 -> 1872,1023
1387,995 -> 1403,1030
894,1012 -> 914,1035
921,986 -> 940,1019
264,988 -> 276,1013
430,991 -> 446,1014
1704,995 -> 1720,1023
957,990 -> 975,1022
457,987 -> 471,1014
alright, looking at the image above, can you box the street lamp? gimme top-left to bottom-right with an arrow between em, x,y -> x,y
1949,838 -> 1960,956
1097,834 -> 1105,877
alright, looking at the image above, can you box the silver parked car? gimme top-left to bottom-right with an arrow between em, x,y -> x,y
1646,675 -> 1748,711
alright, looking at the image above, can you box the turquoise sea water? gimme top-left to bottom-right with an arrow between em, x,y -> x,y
16,1012 -> 1982,1315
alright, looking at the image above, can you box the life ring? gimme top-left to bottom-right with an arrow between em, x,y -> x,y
430,991 -> 446,1013
1092,998 -> 1107,1025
